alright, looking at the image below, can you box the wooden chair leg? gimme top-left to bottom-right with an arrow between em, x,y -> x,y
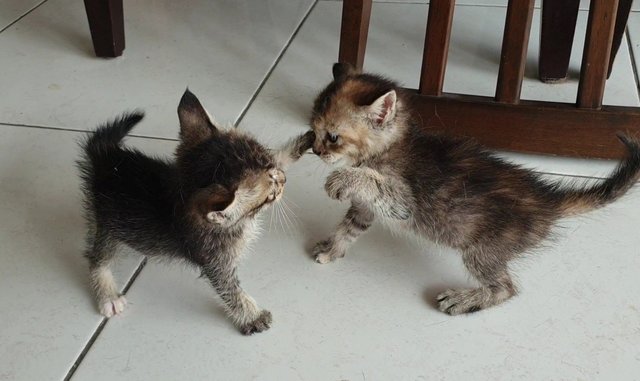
338,0 -> 373,70
577,0 -> 619,109
538,0 -> 580,83
84,0 -> 125,57
419,0 -> 456,96
495,0 -> 535,104
607,0 -> 633,78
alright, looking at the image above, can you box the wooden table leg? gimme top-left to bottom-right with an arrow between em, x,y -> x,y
84,0 -> 125,58
338,0 -> 373,70
539,0 -> 580,83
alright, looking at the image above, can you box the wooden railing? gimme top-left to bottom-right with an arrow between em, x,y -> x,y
338,0 -> 640,159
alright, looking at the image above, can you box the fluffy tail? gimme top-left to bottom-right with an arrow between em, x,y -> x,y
558,134 -> 640,216
82,112 -> 144,161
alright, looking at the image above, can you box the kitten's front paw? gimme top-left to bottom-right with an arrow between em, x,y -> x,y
240,310 -> 272,335
99,295 -> 127,318
325,169 -> 354,201
312,238 -> 344,264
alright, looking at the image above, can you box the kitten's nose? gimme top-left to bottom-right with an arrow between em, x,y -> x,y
312,146 -> 323,155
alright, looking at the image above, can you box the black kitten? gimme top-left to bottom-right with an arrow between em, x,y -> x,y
78,90 -> 313,335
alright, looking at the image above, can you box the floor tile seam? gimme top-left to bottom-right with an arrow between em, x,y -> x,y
234,0 -> 320,128
0,122 -> 180,142
626,29 -> 640,102
62,258 -> 148,381
0,0 -> 50,34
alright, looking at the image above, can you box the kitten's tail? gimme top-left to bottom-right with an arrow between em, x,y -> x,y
83,112 -> 144,159
557,134 -> 640,216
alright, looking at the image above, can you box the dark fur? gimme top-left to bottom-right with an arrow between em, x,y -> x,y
310,63 -> 640,314
78,90 -> 312,334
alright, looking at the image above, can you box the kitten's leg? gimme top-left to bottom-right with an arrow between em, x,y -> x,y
84,227 -> 127,317
325,167 -> 411,220
273,130 -> 315,169
437,248 -> 517,315
313,201 -> 374,264
201,260 -> 271,335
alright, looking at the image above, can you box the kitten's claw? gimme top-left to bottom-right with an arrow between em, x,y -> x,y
315,253 -> 333,264
436,289 -> 483,315
312,238 -> 344,264
240,310 -> 272,335
99,295 -> 127,318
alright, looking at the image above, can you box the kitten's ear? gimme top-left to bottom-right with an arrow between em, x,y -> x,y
199,185 -> 236,224
366,90 -> 397,128
332,62 -> 357,81
178,89 -> 218,146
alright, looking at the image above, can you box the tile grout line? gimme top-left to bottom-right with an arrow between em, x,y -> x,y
625,29 -> 640,101
234,0 -> 320,128
63,258 -> 148,381
0,121 -> 612,181
0,0 -> 50,34
0,122 -> 180,142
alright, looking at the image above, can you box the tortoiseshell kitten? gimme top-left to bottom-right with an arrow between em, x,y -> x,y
78,90 -> 313,334
309,63 -> 640,315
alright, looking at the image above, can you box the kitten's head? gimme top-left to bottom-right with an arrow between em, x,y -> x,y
176,90 -> 284,227
309,63 -> 404,165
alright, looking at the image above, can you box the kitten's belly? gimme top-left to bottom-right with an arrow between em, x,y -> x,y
379,213 -> 465,249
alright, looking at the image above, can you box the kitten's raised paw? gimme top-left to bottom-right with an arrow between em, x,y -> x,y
99,295 -> 127,318
436,289 -> 484,316
312,238 -> 343,264
325,169 -> 353,201
240,310 -> 272,335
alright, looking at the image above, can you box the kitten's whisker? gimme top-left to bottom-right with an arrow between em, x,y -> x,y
279,201 -> 294,235
280,198 -> 301,230
279,205 -> 294,235
268,205 -> 274,233
284,196 -> 301,210
275,202 -> 286,234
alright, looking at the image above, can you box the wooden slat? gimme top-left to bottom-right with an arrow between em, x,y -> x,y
419,0 -> 456,96
577,0 -> 619,109
539,0 -> 580,83
410,90 -> 640,159
338,0 -> 373,70
495,0 -> 535,104
607,0 -> 633,78
83,0 -> 125,58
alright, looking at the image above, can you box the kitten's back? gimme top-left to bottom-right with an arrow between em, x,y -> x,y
78,113 -> 180,250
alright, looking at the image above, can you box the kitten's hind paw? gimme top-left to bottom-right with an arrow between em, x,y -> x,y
312,238 -> 344,264
240,310 -> 272,335
99,295 -> 127,318
436,288 -> 487,315
437,286 -> 514,315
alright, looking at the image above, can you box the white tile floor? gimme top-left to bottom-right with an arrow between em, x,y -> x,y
1,0 -> 639,380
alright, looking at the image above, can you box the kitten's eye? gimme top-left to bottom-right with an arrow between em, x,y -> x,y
327,132 -> 339,143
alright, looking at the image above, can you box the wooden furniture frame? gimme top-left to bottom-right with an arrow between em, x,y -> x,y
84,0 -> 124,57
339,0 -> 640,159
539,0 -> 633,82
